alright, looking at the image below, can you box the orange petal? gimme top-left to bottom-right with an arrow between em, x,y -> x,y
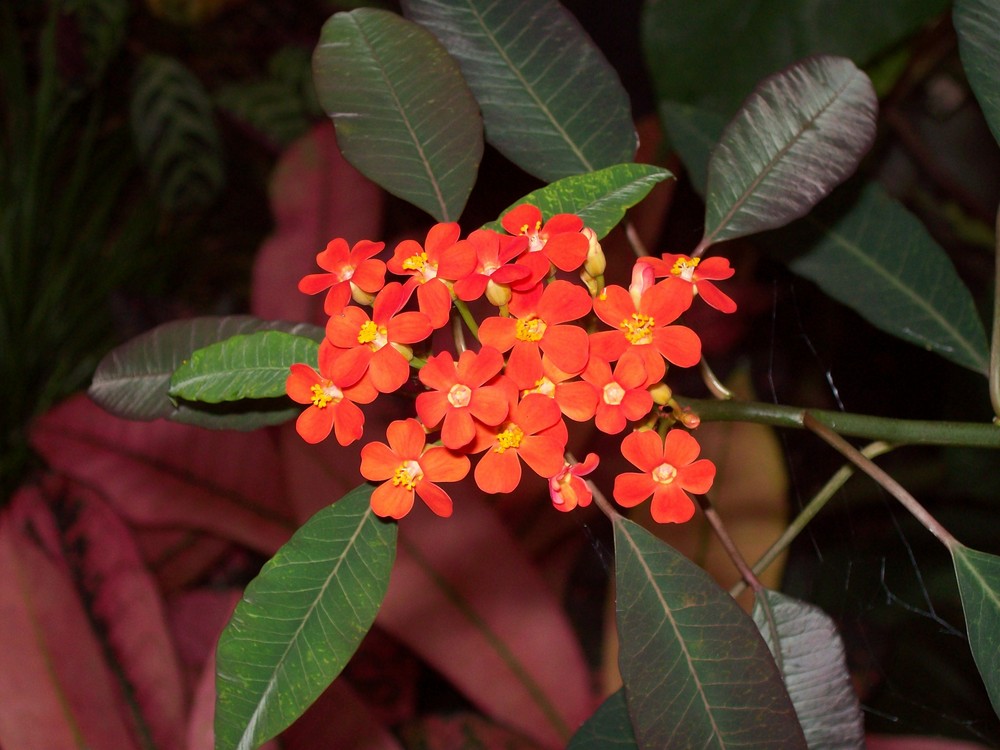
650,484 -> 696,524
653,325 -> 701,368
295,405 -> 334,444
501,204 -> 542,236
420,446 -> 470,483
332,400 -> 365,446
415,481 -> 453,518
620,430 -> 664,471
475,449 -> 521,494
441,409 -> 476,450
360,441 -> 400,481
540,324 -> 589,374
679,458 -> 716,495
663,428 -> 702,466
385,418 -> 426,459
613,472 -> 655,508
371,481 -> 414,519
286,364 -> 320,404
517,433 -> 567,478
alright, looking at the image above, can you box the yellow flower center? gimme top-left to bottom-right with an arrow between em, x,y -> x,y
524,376 -> 556,398
402,252 -> 427,271
671,256 -> 700,282
357,320 -> 388,349
495,423 -> 525,452
620,313 -> 655,345
309,382 -> 343,409
652,462 -> 677,485
515,316 -> 547,342
602,382 -> 626,405
392,460 -> 423,490
447,383 -> 473,408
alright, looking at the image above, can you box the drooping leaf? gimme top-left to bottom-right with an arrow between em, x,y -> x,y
786,181 -> 990,375
486,164 -> 672,240
130,54 -> 224,211
752,590 -> 865,749
952,544 -> 1000,718
614,516 -> 806,749
401,0 -> 636,182
703,56 -> 877,247
89,316 -> 322,429
214,485 -> 396,750
169,331 -> 318,404
953,0 -> 1000,147
313,8 -> 482,221
566,690 -> 638,750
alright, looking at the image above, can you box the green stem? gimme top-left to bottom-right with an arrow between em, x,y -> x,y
990,200 -> 1000,421
680,397 -> 1000,448
452,298 -> 479,340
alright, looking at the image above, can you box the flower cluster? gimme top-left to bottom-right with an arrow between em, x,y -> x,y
286,204 -> 734,522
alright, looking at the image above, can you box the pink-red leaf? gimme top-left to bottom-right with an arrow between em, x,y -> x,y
280,678 -> 405,750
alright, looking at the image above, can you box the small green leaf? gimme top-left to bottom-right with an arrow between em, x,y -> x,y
566,690 -> 637,750
955,0 -> 1000,147
952,544 -> 1000,719
614,517 -> 806,749
786,182 -> 990,374
169,331 -> 318,404
215,485 -> 396,750
703,56 -> 877,247
486,164 -> 672,239
752,590 -> 865,750
313,9 -> 482,221
402,0 -> 636,182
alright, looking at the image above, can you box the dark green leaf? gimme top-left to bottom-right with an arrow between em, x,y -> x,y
614,517 -> 806,749
402,0 -> 636,182
215,80 -> 312,148
313,9 -> 482,221
952,544 -> 1000,719
752,590 -> 864,750
169,331 -> 319,404
658,101 -> 725,197
703,56 -> 877,247
786,182 -> 989,374
215,485 -> 396,750
486,164 -> 672,240
566,690 -> 637,750
955,0 -> 1000,147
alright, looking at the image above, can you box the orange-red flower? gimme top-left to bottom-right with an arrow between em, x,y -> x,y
416,346 -> 509,449
549,453 -> 599,512
505,352 -> 597,423
613,429 -> 716,523
298,238 -> 386,315
640,254 -> 737,313
501,204 -> 589,272
285,347 -> 377,445
575,351 -> 653,434
360,418 -> 470,519
389,223 -> 476,328
452,228 -> 531,305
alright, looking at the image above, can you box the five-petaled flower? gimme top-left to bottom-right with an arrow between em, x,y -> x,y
501,203 -> 589,273
640,253 -> 737,313
613,429 -> 716,523
285,351 -> 377,445
298,238 -> 386,315
360,418 -> 470,519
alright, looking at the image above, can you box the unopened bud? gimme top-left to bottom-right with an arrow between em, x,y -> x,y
581,227 -> 606,277
350,283 -> 376,306
485,279 -> 512,307
675,406 -> 701,429
580,269 -> 604,297
629,260 -> 655,307
649,382 -> 673,405
390,342 -> 414,361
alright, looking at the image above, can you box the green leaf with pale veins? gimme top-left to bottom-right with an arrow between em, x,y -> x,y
614,516 -> 807,749
566,690 -> 638,750
401,0 -> 636,182
954,0 -> 1000,147
753,590 -> 864,750
215,485 -> 396,750
952,544 -> 1000,719
313,9 -> 482,221
486,164 -> 672,240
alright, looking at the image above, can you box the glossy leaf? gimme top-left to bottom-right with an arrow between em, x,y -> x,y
752,590 -> 865,749
402,0 -> 636,181
214,485 -> 396,750
614,516 -> 806,749
313,9 -> 482,221
169,331 -> 318,404
952,544 -> 1000,718
486,164 -> 672,240
954,0 -> 1000,147
787,182 -> 990,374
703,56 -> 877,247
566,690 -> 638,750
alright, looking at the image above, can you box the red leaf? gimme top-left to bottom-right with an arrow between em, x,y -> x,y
280,678 -> 404,750
166,589 -> 242,679
30,395 -> 295,554
400,712 -> 544,750
136,528 -> 233,593
252,122 -> 385,324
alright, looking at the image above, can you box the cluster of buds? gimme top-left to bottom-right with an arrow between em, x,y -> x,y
286,204 -> 736,524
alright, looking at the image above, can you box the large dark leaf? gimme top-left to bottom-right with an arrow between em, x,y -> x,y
614,517 -> 806,749
954,0 -> 1000,147
566,690 -> 638,750
952,544 -> 1000,719
313,9 -> 482,221
702,56 -> 877,247
402,0 -> 636,182
215,485 -> 396,750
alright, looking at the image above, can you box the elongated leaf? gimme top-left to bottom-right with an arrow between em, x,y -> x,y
313,9 -> 482,221
566,690 -> 638,750
486,164 -> 672,240
89,316 -> 322,429
787,181 -> 990,374
703,56 -> 877,247
215,484 -> 395,750
752,590 -> 864,749
952,544 -> 1000,719
614,516 -> 806,749
169,331 -> 318,404
954,0 -> 1000,147
402,0 -> 636,181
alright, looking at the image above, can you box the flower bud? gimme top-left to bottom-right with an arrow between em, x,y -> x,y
580,269 -> 604,297
581,227 -> 606,277
628,260 -> 655,307
649,382 -> 673,405
350,283 -> 376,306
675,406 -> 701,429
485,279 -> 512,307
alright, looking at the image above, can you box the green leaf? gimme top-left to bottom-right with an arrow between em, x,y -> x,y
313,8 -> 482,221
130,54 -> 224,212
703,56 -> 877,247
63,0 -> 128,87
658,101 -> 725,197
215,485 -> 396,750
614,517 -> 806,749
786,182 -> 990,374
952,544 -> 1000,719
566,690 -> 638,750
486,164 -> 672,240
752,590 -> 865,750
401,0 -> 636,182
89,316 -> 323,425
169,331 -> 319,404
215,80 -> 312,148
955,0 -> 1000,147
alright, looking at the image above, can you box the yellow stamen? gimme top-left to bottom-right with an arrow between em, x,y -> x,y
524,377 -> 556,398
392,460 -> 423,490
620,313 -> 655,345
402,252 -> 427,271
357,320 -> 387,348
671,256 -> 700,281
495,424 -> 524,452
652,462 -> 677,484
515,316 -> 547,342
310,383 -> 334,408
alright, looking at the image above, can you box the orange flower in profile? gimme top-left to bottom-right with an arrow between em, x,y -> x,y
360,419 -> 470,519
298,238 -> 386,314
501,204 -> 589,272
613,429 -> 716,523
549,453 -> 599,512
640,253 -> 737,313
285,348 -> 377,445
